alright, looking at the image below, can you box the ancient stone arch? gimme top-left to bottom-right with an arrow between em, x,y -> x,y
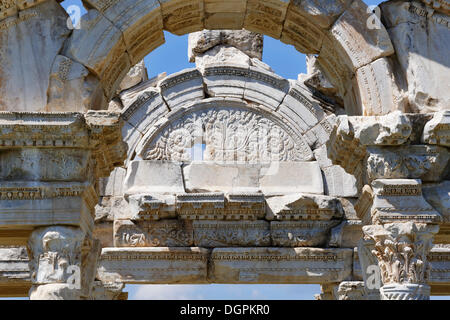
0,0 -> 400,116
0,0 -> 449,301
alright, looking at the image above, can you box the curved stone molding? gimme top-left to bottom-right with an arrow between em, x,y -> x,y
8,0 -> 395,115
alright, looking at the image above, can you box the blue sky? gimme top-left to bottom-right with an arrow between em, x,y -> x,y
11,0 -> 441,301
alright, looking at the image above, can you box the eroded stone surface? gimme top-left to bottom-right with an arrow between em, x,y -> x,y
210,247 -> 353,283
381,1 -> 450,113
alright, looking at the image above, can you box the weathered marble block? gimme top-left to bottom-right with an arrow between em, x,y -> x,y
281,3 -> 325,54
63,9 -> 131,99
0,1 -> 71,112
158,68 -> 205,111
329,1 -> 394,71
271,220 -> 340,247
422,181 -> 450,222
114,220 -> 193,247
120,87 -> 169,135
193,221 -> 271,247
277,82 -> 325,134
243,0 -> 289,39
366,145 -> 450,182
210,247 -> 353,283
98,247 -> 210,284
290,0 -> 353,29
83,0 -> 164,63
0,246 -> 31,297
329,220 -> 364,248
127,194 -> 177,221
160,0 -> 204,35
123,160 -> 185,195
204,0 -> 247,29
203,64 -> 250,99
422,111 -> 450,147
177,193 -> 225,220
265,193 -> 343,221
370,179 -> 443,224
259,162 -> 323,194
243,67 -> 290,111
224,193 -> 266,220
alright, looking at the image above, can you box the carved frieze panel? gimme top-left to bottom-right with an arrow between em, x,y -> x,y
271,220 -> 340,247
193,221 -> 270,247
139,103 -> 313,163
98,247 -> 209,284
114,220 -> 193,247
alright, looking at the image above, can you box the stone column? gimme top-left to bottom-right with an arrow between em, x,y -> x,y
327,112 -> 447,300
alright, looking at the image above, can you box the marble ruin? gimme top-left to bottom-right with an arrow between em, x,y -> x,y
0,0 -> 449,300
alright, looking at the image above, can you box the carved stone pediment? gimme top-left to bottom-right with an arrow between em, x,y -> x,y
136,100 -> 314,163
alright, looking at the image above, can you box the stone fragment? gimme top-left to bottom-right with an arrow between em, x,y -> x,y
329,220 -> 363,248
422,111 -> 450,147
243,66 -> 290,111
99,167 -> 127,198
114,220 -> 193,247
271,220 -> 340,247
98,247 -> 209,284
123,161 -> 185,195
0,1 -> 71,112
188,29 -> 264,62
381,1 -> 450,113
193,221 -> 270,247
354,57 -> 403,116
119,60 -> 148,92
210,247 -> 353,283
203,64 -> 250,99
265,193 -> 343,221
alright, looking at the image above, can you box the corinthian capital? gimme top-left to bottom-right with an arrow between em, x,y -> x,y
363,222 -> 439,285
